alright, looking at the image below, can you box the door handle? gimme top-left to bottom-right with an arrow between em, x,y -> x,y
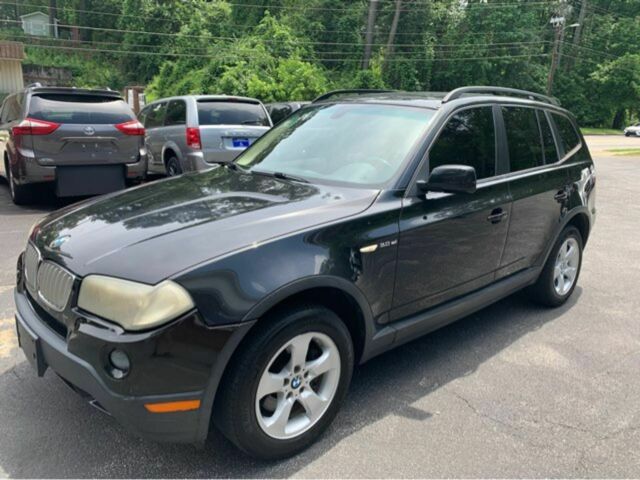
487,208 -> 508,224
554,190 -> 568,202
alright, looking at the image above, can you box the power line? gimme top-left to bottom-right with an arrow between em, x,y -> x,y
0,19 -> 551,49
20,42 -> 551,63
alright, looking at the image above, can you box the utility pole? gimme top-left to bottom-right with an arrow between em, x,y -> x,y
48,0 -> 57,37
546,15 -> 564,96
567,0 -> 587,68
362,0 -> 379,69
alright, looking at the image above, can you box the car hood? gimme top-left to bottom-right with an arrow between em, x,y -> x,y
32,167 -> 379,283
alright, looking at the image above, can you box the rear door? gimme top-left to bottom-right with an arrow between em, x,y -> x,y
141,101 -> 167,165
196,99 -> 271,163
28,93 -> 139,166
392,106 -> 512,320
163,99 -> 187,157
497,106 -> 569,278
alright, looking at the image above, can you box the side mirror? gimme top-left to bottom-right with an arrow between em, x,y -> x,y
417,164 -> 477,194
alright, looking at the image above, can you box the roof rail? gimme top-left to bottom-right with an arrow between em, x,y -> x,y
442,86 -> 560,106
312,89 -> 394,103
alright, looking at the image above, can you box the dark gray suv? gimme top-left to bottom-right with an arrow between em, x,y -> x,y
0,85 -> 147,205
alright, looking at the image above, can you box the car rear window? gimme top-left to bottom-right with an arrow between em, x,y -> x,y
552,113 -> 581,155
197,100 -> 270,126
28,94 -> 134,124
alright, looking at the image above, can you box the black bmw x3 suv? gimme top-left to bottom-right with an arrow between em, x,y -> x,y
14,87 -> 596,459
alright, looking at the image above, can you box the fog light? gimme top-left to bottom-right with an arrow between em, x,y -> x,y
108,349 -> 130,379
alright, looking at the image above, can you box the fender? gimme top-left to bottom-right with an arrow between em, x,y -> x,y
161,142 -> 184,167
539,206 -> 592,268
195,275 -> 377,443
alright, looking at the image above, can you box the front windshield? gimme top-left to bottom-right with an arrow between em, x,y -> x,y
235,103 -> 435,187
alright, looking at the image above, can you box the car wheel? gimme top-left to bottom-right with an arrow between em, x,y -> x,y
7,164 -> 33,206
625,132 -> 631,137
165,156 -> 182,177
528,226 -> 583,307
214,304 -> 354,460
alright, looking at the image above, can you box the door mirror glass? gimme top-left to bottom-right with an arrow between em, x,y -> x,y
418,164 -> 477,194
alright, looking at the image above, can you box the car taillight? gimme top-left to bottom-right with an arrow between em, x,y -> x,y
115,120 -> 145,136
12,117 -> 60,136
186,127 -> 201,150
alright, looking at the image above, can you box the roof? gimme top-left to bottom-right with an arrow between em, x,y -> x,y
314,91 -> 445,109
0,41 -> 24,60
20,11 -> 58,21
146,94 -> 264,106
312,87 -> 564,112
27,86 -> 122,99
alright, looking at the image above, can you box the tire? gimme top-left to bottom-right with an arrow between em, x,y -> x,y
165,155 -> 182,177
7,163 -> 33,206
214,304 -> 354,460
527,226 -> 583,307
625,132 -> 631,137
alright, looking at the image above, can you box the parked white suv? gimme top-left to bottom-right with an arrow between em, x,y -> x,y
624,123 -> 640,137
139,95 -> 272,176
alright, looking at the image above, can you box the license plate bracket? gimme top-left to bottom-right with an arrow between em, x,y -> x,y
16,318 -> 47,377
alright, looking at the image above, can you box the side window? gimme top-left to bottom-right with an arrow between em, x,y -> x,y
429,107 -> 496,179
145,102 -> 167,129
537,110 -> 559,164
2,95 -> 19,123
502,106 -> 544,172
138,106 -> 149,126
164,100 -> 186,126
552,113 -> 580,155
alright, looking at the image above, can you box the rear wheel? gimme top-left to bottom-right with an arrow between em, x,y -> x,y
215,304 -> 354,460
528,226 -> 583,307
165,155 -> 182,176
7,163 -> 33,206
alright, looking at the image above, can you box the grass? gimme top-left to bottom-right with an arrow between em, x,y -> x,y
606,148 -> 640,156
581,127 -> 622,135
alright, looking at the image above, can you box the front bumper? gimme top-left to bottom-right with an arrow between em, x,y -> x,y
14,284 -> 252,444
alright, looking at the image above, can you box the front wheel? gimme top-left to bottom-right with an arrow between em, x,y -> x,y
214,305 -> 354,460
528,226 -> 583,307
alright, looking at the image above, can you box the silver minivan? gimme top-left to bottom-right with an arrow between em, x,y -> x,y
139,95 -> 272,176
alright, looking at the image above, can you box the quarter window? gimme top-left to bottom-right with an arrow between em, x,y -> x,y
164,100 -> 186,126
429,107 -> 496,179
502,107 -> 544,172
537,110 -> 558,164
552,113 -> 580,155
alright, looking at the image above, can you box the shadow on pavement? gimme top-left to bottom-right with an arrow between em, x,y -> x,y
0,288 -> 582,478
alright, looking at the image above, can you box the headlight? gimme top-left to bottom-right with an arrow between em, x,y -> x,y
77,275 -> 195,331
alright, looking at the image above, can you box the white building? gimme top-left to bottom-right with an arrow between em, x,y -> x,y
0,42 -> 24,95
20,11 -> 59,38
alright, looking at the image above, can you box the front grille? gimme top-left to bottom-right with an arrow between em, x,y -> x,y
23,242 -> 75,316
24,243 -> 40,296
36,261 -> 74,312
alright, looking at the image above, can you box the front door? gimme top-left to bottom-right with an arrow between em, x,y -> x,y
391,106 -> 511,321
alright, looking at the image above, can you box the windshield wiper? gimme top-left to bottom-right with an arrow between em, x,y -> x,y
251,170 -> 310,183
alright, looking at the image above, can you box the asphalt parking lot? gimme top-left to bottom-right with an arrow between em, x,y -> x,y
0,135 -> 639,478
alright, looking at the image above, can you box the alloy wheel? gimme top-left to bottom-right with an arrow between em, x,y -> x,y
553,237 -> 580,296
255,331 -> 341,440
